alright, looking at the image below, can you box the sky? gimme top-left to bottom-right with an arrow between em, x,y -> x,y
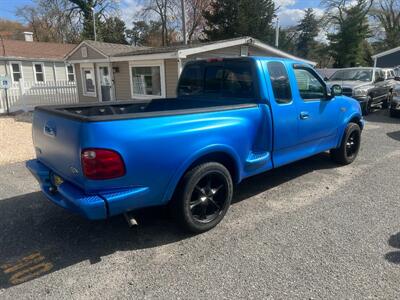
0,0 -> 323,28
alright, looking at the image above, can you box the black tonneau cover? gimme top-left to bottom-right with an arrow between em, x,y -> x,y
36,98 -> 258,122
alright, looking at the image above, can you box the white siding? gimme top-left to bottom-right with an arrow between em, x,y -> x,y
0,63 -> 6,76
21,61 -> 35,82
44,62 -> 55,82
54,62 -> 68,81
3,60 -> 71,82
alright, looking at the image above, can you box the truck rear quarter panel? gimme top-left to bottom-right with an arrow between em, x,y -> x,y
81,105 -> 266,208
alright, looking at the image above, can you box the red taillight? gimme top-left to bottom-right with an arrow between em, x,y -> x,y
81,149 -> 125,180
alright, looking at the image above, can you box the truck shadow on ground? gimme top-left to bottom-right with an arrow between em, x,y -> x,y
385,233 -> 400,264
364,109 -> 400,125
387,131 -> 400,142
0,153 -> 338,288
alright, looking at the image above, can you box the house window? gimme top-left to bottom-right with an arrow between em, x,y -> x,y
81,65 -> 96,96
129,61 -> 165,99
131,66 -> 162,96
33,63 -> 45,83
11,62 -> 22,82
66,64 -> 75,82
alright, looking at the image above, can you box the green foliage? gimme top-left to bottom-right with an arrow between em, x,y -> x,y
99,17 -> 127,44
125,21 -> 150,46
278,27 -> 298,54
326,0 -> 373,67
296,8 -> 320,60
203,0 -> 275,43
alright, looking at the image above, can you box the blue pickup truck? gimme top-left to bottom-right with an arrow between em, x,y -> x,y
27,57 -> 363,233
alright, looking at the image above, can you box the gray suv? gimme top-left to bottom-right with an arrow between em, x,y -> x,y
328,68 -> 391,115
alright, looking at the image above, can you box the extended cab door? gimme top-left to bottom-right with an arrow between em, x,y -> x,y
262,61 -> 300,167
290,64 -> 339,146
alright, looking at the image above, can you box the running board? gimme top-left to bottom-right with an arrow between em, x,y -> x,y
245,151 -> 271,170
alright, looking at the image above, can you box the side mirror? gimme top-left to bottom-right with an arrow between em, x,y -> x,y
324,76 -> 329,81
330,84 -> 342,97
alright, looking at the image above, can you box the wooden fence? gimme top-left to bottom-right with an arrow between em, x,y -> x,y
0,80 -> 78,113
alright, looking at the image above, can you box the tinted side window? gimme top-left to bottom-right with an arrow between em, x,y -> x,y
223,61 -> 255,98
177,64 -> 203,96
205,65 -> 224,94
267,61 -> 292,104
294,68 -> 326,100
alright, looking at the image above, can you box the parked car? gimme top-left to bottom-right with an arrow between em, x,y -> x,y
26,57 -> 364,233
383,68 -> 397,104
327,67 -> 391,115
390,84 -> 400,117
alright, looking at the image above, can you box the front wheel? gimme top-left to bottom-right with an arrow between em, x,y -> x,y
172,162 -> 233,233
382,92 -> 391,109
362,97 -> 372,115
330,123 -> 361,165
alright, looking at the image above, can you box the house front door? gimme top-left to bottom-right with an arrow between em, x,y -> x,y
98,64 -> 113,101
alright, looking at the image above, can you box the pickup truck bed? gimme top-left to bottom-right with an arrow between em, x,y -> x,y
38,98 -> 257,122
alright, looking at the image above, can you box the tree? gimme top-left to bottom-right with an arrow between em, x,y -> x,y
278,27 -> 298,53
185,0 -> 210,42
126,21 -> 150,46
371,0 -> 400,50
324,0 -> 373,67
0,19 -> 29,40
16,0 -> 80,43
296,8 -> 320,60
142,0 -> 175,46
203,0 -> 276,42
100,17 -> 127,44
67,0 -> 117,40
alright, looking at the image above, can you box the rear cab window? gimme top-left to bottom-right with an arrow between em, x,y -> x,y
177,59 -> 258,101
267,61 -> 292,104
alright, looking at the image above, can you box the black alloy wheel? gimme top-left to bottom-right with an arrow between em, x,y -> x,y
345,130 -> 360,160
189,172 -> 228,223
173,162 -> 233,233
330,122 -> 361,165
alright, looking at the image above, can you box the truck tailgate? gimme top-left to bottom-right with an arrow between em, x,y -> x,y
32,109 -> 84,188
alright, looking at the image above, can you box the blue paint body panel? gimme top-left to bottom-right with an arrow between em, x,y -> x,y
27,57 -> 363,220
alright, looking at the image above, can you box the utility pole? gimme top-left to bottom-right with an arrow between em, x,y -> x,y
92,7 -> 97,41
275,17 -> 280,48
181,0 -> 187,44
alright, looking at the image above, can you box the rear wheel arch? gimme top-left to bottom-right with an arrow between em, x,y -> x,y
163,148 -> 241,204
183,151 -> 239,184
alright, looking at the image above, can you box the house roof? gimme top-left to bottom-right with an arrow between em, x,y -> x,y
83,40 -> 148,57
372,46 -> 400,59
0,40 -> 76,61
112,38 -> 245,57
112,37 -> 316,66
66,36 -> 316,66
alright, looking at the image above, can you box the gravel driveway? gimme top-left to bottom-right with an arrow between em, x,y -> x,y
0,110 -> 400,299
0,116 -> 34,165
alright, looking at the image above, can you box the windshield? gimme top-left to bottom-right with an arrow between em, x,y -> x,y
330,69 -> 373,82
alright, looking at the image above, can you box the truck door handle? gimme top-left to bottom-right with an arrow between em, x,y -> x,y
300,112 -> 310,120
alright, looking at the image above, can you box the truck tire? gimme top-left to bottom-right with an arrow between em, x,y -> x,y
390,109 -> 399,118
172,162 -> 233,233
362,96 -> 372,115
330,123 -> 361,165
382,93 -> 391,109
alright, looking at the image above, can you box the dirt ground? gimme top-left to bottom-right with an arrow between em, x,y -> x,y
0,116 -> 35,165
